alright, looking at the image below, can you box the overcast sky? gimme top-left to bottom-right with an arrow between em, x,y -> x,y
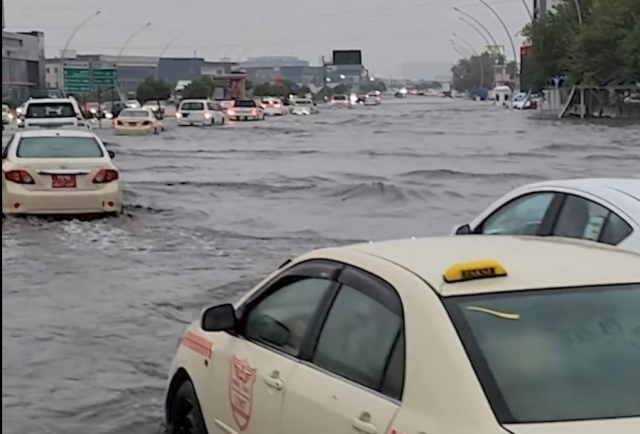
5,0 -> 530,76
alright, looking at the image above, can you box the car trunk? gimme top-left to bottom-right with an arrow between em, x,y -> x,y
118,117 -> 152,127
504,418 -> 639,434
12,159 -> 110,191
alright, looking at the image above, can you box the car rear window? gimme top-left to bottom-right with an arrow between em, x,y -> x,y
333,95 -> 347,101
444,283 -> 640,423
120,110 -> 150,118
180,102 -> 205,111
233,100 -> 256,108
17,137 -> 104,158
25,102 -> 76,118
294,100 -> 311,105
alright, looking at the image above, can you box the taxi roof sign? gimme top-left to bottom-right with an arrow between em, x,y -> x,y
443,260 -> 507,283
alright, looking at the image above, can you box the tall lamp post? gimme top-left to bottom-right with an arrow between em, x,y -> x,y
519,0 -> 534,21
60,10 -> 101,97
453,33 -> 485,90
115,22 -> 152,99
476,0 -> 518,80
453,7 -> 500,51
458,18 -> 495,88
156,35 -> 179,79
61,10 -> 101,58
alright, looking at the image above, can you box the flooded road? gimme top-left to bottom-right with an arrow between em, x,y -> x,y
2,98 -> 639,433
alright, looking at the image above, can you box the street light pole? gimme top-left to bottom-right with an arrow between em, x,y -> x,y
61,10 -> 101,59
458,18 -> 495,88
458,17 -> 491,52
572,0 -> 584,26
452,34 -> 485,90
115,22 -> 152,99
453,7 -> 500,51
476,0 -> 519,80
156,35 -> 179,79
519,0 -> 534,21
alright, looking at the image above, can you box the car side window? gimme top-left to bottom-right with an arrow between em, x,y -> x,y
553,195 -> 632,245
312,283 -> 404,398
481,192 -> 555,235
243,277 -> 333,356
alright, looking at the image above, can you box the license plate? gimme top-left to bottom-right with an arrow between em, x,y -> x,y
128,122 -> 137,126
240,116 -> 245,121
52,175 -> 76,188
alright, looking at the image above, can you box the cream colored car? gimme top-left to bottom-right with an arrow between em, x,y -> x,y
164,236 -> 640,434
2,130 -> 123,216
114,108 -> 164,135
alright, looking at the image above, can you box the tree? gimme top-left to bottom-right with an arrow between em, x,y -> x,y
451,53 -> 495,93
360,80 -> 388,92
182,77 -> 216,99
414,80 -> 442,90
522,0 -> 640,85
135,77 -> 171,102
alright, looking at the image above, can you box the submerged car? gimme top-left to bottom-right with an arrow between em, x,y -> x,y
164,235 -> 640,434
261,97 -> 288,116
452,178 -> 640,252
227,99 -> 265,121
176,100 -> 227,126
289,98 -> 318,115
2,130 -> 123,216
114,108 -> 164,135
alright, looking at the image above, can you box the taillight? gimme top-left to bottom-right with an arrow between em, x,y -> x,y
114,120 -> 123,126
93,169 -> 118,184
204,112 -> 212,120
4,170 -> 35,184
142,120 -> 152,126
175,112 -> 183,119
274,104 -> 281,108
251,108 -> 257,115
228,109 -> 235,115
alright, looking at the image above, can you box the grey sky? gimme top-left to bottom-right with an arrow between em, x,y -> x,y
5,0 -> 530,76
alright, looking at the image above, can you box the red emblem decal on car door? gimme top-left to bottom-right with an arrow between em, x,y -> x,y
229,355 -> 257,431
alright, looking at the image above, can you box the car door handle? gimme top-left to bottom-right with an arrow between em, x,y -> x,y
263,371 -> 284,390
351,413 -> 377,434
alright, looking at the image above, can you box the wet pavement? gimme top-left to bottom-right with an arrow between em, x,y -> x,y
2,98 -> 639,433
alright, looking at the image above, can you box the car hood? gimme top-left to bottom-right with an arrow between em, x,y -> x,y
505,418 -> 639,434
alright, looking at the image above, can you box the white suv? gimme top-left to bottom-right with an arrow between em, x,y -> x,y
17,97 -> 88,130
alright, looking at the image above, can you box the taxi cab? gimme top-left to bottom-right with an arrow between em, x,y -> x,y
164,236 -> 640,434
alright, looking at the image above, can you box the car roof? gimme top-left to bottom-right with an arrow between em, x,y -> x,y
26,98 -> 75,104
314,236 -> 640,297
17,129 -> 97,138
524,178 -> 640,202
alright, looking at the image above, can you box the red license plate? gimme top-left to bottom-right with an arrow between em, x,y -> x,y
128,122 -> 137,126
52,175 -> 76,188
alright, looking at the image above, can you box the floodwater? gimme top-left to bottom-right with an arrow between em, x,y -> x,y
2,98 -> 639,433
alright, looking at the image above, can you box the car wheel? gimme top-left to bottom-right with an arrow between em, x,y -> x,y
167,381 -> 208,434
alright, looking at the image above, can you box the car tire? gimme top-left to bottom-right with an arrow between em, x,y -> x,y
167,381 -> 208,434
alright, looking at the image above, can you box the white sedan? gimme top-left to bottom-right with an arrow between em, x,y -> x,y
2,130 -> 123,216
289,98 -> 318,115
452,178 -> 640,252
114,108 -> 164,135
260,97 -> 288,116
164,235 -> 640,434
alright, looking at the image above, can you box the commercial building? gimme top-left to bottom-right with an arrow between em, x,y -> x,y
2,1 -> 47,101
46,52 -> 158,94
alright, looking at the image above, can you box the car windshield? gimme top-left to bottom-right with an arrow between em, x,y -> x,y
444,283 -> 640,423
180,102 -> 205,111
25,102 -> 75,118
120,110 -> 151,118
234,100 -> 256,108
17,137 -> 104,158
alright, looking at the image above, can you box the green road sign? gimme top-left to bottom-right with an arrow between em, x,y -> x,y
64,68 -> 90,93
93,69 -> 117,87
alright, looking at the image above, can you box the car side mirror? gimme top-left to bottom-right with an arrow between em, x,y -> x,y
453,223 -> 473,235
253,314 -> 291,347
108,150 -> 115,159
201,303 -> 237,332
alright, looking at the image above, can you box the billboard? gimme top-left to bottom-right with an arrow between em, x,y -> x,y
332,50 -> 362,66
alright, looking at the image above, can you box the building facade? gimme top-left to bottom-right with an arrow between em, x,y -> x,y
2,30 -> 47,101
